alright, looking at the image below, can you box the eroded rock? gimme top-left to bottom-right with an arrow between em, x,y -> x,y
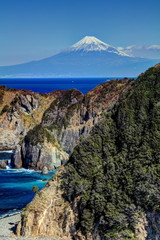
41,166 -> 48,175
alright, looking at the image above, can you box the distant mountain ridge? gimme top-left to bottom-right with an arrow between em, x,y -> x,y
0,36 -> 159,77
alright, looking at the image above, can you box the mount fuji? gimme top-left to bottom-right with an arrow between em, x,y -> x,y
0,36 -> 159,77
65,36 -> 129,56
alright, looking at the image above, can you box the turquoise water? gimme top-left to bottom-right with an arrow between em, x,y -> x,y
0,152 -> 56,218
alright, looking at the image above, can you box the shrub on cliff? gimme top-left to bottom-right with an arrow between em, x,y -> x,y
32,186 -> 39,192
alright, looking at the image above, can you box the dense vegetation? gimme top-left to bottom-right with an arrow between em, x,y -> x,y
62,65 -> 160,239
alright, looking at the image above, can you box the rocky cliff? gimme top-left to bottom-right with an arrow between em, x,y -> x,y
17,169 -> 75,239
11,78 -> 132,170
0,87 -> 58,151
17,64 -> 160,239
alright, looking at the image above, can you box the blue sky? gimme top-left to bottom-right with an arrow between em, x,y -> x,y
0,0 -> 160,65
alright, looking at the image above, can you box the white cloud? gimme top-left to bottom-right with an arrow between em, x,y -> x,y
146,45 -> 160,50
117,45 -> 160,59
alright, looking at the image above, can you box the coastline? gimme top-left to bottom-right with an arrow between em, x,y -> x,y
0,166 -> 56,223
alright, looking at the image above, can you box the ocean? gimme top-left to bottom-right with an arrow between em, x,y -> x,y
0,78 -> 116,94
0,151 -> 56,218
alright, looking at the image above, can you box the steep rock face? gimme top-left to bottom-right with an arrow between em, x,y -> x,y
13,79 -> 132,169
11,144 -> 22,168
0,87 -> 61,151
20,140 -> 68,170
17,64 -> 160,239
17,170 -> 92,240
17,171 -> 74,239
146,212 -> 160,240
135,212 -> 160,240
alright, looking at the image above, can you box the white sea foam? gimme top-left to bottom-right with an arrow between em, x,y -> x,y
0,150 -> 13,153
5,159 -> 12,169
5,168 -> 35,173
0,209 -> 22,219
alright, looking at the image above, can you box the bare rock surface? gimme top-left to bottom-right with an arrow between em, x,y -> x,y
16,172 -> 75,239
0,88 -> 57,152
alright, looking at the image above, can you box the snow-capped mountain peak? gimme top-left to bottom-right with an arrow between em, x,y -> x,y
67,36 -> 129,56
71,36 -> 111,51
69,36 -> 111,52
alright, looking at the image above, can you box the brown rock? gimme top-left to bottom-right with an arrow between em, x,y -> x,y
16,171 -> 75,239
41,166 -> 48,175
0,160 -> 8,169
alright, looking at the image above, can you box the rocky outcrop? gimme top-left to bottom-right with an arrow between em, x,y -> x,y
11,145 -> 23,168
135,212 -> 160,240
41,166 -> 48,175
17,169 -> 93,240
13,94 -> 39,114
17,171 -> 75,239
0,160 -> 8,169
11,139 -> 68,170
0,88 -> 59,152
146,212 -> 160,240
12,79 -> 133,170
